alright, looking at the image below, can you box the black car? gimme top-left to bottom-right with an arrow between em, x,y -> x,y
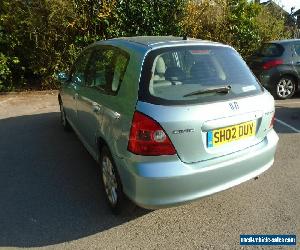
248,39 -> 300,99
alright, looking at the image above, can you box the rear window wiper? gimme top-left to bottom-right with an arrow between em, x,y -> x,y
183,85 -> 231,97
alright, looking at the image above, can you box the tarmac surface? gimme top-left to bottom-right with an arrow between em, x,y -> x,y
0,91 -> 299,249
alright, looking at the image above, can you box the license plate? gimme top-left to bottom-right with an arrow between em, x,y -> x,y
207,121 -> 256,148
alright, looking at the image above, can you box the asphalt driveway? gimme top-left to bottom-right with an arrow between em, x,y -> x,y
0,91 -> 299,249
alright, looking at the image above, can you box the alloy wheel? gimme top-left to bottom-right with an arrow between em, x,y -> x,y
102,155 -> 118,206
277,78 -> 295,99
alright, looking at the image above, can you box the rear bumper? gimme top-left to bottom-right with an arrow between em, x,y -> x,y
117,129 -> 278,209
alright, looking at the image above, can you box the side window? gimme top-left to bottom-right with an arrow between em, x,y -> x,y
86,46 -> 129,94
111,53 -> 129,92
294,44 -> 300,56
70,49 -> 92,85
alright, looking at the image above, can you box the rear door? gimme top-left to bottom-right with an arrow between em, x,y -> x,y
76,45 -> 130,154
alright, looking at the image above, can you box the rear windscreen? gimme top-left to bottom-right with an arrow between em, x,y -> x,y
139,46 -> 263,105
257,43 -> 284,57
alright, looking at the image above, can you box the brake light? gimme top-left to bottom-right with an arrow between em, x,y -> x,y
270,113 -> 275,128
128,111 -> 176,156
262,59 -> 283,70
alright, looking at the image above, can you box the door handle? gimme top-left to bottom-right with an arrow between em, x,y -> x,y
92,102 -> 101,113
109,110 -> 120,120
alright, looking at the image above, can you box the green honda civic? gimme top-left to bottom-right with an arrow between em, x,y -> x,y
57,36 -> 278,214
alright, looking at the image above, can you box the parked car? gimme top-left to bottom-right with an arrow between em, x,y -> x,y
248,39 -> 300,99
58,36 -> 278,214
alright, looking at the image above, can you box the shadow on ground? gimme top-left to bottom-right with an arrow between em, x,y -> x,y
0,112 -> 148,247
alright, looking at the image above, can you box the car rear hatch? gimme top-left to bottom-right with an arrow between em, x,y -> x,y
248,42 -> 285,76
136,93 -> 274,163
134,44 -> 275,163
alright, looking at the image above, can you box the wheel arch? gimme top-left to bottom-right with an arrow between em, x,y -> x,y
58,93 -> 62,104
96,136 -> 126,190
96,136 -> 117,165
97,136 -> 109,155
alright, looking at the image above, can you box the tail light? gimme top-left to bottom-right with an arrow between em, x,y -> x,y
270,113 -> 275,128
262,59 -> 283,70
128,111 -> 176,156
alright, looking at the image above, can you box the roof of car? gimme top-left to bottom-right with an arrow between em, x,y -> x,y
108,36 -> 224,48
269,39 -> 300,44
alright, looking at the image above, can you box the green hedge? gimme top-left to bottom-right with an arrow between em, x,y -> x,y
0,0 -> 292,91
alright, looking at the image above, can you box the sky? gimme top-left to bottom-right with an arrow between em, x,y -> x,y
261,0 -> 300,13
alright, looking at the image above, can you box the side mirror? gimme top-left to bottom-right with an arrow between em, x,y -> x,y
57,72 -> 69,83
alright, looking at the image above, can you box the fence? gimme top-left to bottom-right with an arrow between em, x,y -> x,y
294,29 -> 300,38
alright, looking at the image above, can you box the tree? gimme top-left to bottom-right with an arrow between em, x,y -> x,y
0,0 -> 290,91
114,0 -> 185,36
0,0 -> 185,91
0,0 -> 77,89
181,0 -> 291,59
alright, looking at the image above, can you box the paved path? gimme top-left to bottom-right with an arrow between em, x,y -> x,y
0,91 -> 299,249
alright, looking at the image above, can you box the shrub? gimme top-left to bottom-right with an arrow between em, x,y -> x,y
0,53 -> 20,91
0,0 -> 292,91
181,0 -> 291,59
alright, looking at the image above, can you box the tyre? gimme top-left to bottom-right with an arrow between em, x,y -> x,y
274,76 -> 296,100
59,102 -> 71,131
100,146 -> 134,214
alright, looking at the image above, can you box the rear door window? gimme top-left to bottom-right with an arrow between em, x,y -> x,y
70,48 -> 93,85
258,43 -> 284,57
85,46 -> 129,95
139,46 -> 263,105
293,43 -> 300,56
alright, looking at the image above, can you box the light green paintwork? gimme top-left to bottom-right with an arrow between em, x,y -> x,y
58,37 -> 279,209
